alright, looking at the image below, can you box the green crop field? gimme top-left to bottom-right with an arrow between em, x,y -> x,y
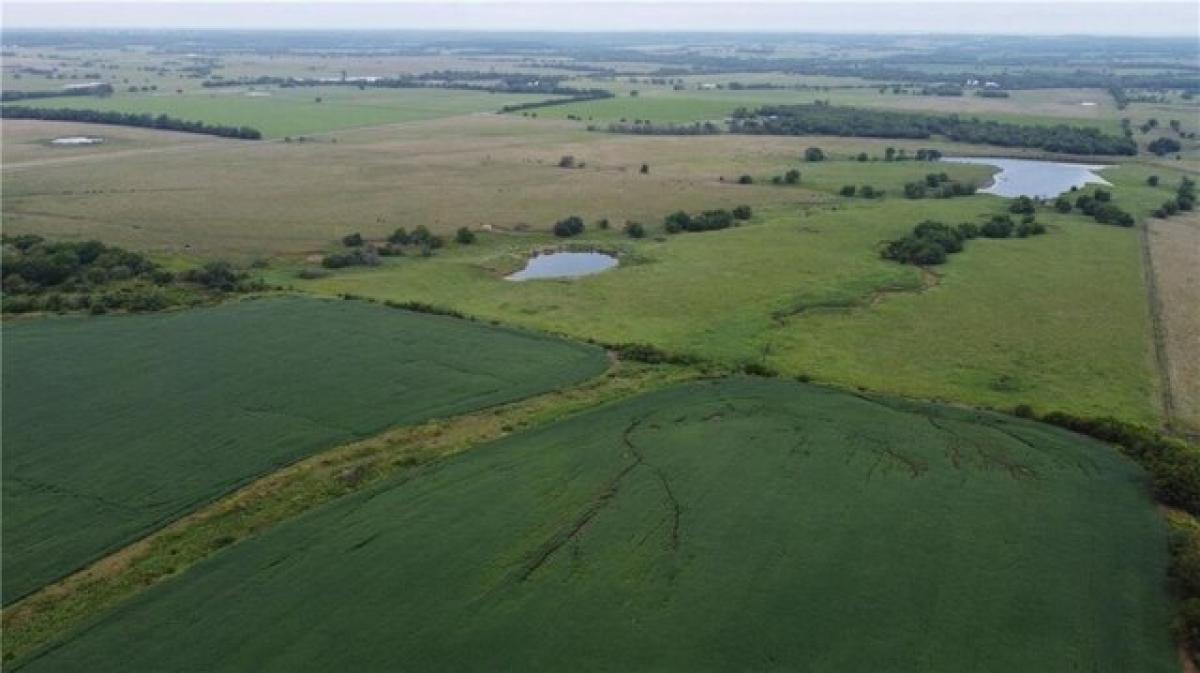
3,87 -> 560,138
0,297 -> 606,604
15,378 -> 1175,672
533,86 -> 1123,134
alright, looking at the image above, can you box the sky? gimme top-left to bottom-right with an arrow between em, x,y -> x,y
2,1 -> 1198,37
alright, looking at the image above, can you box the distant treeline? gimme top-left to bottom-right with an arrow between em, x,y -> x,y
202,72 -> 593,98
1,83 -> 113,102
498,89 -> 614,113
728,104 -> 1137,156
199,73 -> 614,112
601,120 -> 722,135
0,106 -> 262,139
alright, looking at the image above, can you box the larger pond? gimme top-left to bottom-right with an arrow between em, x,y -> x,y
941,157 -> 1111,199
505,252 -> 617,281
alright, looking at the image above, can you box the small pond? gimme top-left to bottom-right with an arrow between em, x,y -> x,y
50,136 -> 104,146
505,252 -> 617,281
941,156 -> 1111,199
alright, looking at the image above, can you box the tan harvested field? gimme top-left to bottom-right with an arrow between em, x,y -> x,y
1,114 -> 1064,258
1146,212 -> 1200,435
1,120 -> 225,166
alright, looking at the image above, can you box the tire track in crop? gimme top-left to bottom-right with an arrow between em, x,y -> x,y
516,415 -> 682,582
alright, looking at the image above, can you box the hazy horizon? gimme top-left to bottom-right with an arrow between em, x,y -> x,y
3,2 -> 1199,38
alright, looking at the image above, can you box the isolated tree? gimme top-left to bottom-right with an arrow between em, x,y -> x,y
784,169 -> 801,184
732,205 -> 753,220
840,185 -> 857,197
640,163 -> 649,174
1147,175 -> 1160,187
624,221 -> 646,238
804,147 -> 825,162
1008,196 -> 1036,214
552,216 -> 585,237
455,227 -> 476,245
737,174 -> 754,185
342,232 -> 364,247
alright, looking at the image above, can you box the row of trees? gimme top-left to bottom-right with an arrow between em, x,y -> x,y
1152,176 -> 1196,219
1067,190 -> 1137,227
728,104 -> 1138,155
2,235 -> 263,314
0,106 -> 262,140
881,214 -> 1044,265
601,121 -> 722,135
324,225 -> 465,266
1,83 -> 114,102
902,172 -> 978,199
839,185 -> 884,198
663,206 -> 752,234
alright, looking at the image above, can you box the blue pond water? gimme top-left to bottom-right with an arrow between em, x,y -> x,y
941,157 -> 1111,199
505,252 -> 618,281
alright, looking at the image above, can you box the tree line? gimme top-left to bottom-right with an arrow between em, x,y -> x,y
881,214 -> 1044,265
1151,176 -> 1196,219
1,83 -> 114,102
0,106 -> 262,140
1,234 -> 265,314
663,206 -> 752,234
728,104 -> 1138,156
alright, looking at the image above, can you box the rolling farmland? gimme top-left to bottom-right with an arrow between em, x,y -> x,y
0,297 -> 606,603
15,378 -> 1176,672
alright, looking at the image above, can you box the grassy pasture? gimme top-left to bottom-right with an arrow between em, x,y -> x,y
534,85 -> 1123,134
0,297 -> 606,603
2,86 -> 558,138
290,163 -> 1160,425
1,116 -> 1114,258
15,378 -> 1176,672
1,119 -> 225,166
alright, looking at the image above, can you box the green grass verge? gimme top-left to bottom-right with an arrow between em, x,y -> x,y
0,296 -> 607,604
15,377 -> 1176,672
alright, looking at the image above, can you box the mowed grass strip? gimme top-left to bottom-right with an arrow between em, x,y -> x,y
15,378 -> 1176,672
0,296 -> 607,604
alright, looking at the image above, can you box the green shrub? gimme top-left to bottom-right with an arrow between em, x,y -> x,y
980,216 -> 1014,238
455,227 -> 476,245
1008,196 -> 1036,214
552,216 -> 585,238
